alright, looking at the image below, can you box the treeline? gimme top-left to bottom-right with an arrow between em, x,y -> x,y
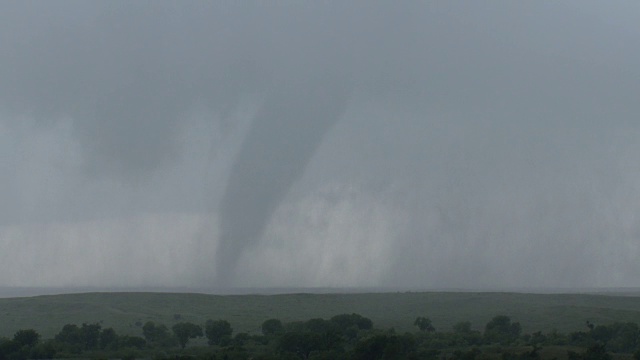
1,314 -> 640,360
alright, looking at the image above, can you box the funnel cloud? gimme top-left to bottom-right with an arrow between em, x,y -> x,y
217,79 -> 350,284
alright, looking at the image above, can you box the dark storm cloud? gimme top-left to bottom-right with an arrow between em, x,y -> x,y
1,1 -> 640,288
1,1 -> 244,179
2,0 -> 426,281
0,1 -> 413,178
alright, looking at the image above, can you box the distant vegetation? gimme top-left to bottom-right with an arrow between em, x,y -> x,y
2,292 -> 640,359
2,313 -> 640,359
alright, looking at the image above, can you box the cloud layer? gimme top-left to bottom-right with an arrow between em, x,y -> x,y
1,1 -> 640,289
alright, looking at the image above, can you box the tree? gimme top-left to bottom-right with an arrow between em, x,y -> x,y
352,334 -> 419,360
484,315 -> 521,344
99,328 -> 118,350
414,317 -> 435,332
54,323 -> 116,352
172,322 -> 202,349
330,314 -> 373,331
79,323 -> 102,350
262,319 -> 284,337
12,329 -> 40,349
55,324 -> 82,346
29,340 -> 57,359
205,319 -> 233,346
0,338 -> 18,360
529,331 -> 547,347
583,343 -> 612,360
305,318 -> 332,333
142,321 -> 172,346
118,335 -> 146,349
592,322 -> 639,353
233,332 -> 251,346
277,332 -> 324,359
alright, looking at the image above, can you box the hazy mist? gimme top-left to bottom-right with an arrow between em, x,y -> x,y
1,1 -> 639,289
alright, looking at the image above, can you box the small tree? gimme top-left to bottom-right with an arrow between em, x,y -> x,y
277,331 -> 324,359
205,319 -> 233,346
172,322 -> 202,349
118,335 -> 147,349
330,313 -> 373,331
142,321 -> 158,342
99,328 -> 118,350
80,323 -> 102,350
414,317 -> 435,332
55,324 -> 81,346
484,315 -> 521,344
13,329 -> 40,348
142,321 -> 172,346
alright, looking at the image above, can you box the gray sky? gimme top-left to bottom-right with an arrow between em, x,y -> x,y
1,1 -> 639,289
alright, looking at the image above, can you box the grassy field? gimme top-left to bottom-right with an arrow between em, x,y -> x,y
1,291 -> 640,339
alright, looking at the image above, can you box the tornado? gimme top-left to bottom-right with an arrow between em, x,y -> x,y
215,79 -> 350,286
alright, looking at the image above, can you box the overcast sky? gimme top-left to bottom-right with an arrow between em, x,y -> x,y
1,1 -> 639,290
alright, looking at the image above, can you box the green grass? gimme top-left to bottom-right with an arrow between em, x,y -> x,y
1,292 -> 640,339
